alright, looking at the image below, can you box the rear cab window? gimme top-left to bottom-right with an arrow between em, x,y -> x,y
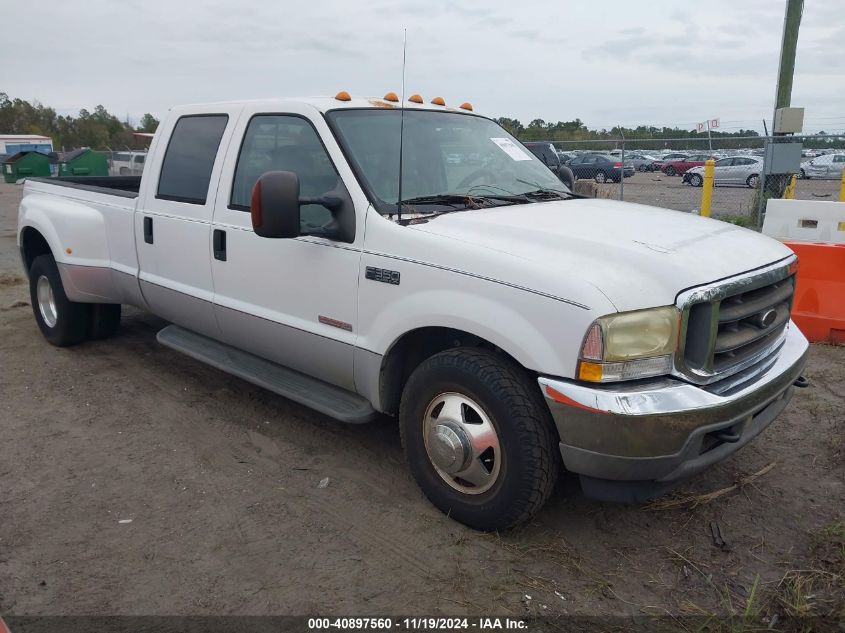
157,115 -> 229,204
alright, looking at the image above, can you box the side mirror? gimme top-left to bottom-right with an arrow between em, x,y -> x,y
251,171 -> 301,239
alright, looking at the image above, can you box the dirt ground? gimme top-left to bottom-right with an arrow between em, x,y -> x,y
0,181 -> 842,628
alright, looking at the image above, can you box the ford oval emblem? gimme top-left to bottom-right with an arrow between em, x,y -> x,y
758,309 -> 777,328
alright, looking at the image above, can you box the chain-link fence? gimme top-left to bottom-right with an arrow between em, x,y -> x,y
546,134 -> 843,228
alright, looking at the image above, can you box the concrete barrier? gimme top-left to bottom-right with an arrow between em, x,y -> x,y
763,199 -> 845,244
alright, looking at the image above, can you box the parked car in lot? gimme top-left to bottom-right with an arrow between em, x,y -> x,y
802,153 -> 845,179
17,94 -> 808,531
624,153 -> 660,172
568,154 -> 634,182
683,156 -> 763,188
662,154 -> 710,176
651,153 -> 687,172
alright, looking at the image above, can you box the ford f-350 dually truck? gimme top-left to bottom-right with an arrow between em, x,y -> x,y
17,94 -> 808,530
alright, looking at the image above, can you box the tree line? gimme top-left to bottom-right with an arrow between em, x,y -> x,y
1,92 -> 840,152
0,92 -> 159,152
494,117 -> 843,150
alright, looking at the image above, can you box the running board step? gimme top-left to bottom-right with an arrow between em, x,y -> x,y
156,325 -> 376,424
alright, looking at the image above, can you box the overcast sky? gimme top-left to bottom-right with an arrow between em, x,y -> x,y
4,0 -> 844,133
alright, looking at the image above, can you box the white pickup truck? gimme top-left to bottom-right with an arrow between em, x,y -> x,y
17,94 -> 808,530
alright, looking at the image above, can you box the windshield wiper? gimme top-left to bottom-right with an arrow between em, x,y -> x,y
397,192 -> 530,210
514,178 -> 581,200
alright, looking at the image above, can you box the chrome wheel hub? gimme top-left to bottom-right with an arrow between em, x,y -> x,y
36,275 -> 58,328
423,393 -> 501,495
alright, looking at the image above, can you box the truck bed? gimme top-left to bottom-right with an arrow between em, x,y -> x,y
27,176 -> 141,198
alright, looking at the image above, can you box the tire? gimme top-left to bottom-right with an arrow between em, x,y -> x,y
89,303 -> 121,340
746,174 -> 759,188
799,169 -> 808,180
594,171 -> 607,183
29,254 -> 90,347
689,174 -> 703,187
637,164 -> 648,172
665,166 -> 676,176
557,165 -> 575,189
399,348 -> 559,531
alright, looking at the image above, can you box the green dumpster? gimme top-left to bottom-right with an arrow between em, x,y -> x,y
58,148 -> 109,177
2,151 -> 52,183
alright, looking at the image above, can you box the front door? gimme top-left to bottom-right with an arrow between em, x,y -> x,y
210,109 -> 362,390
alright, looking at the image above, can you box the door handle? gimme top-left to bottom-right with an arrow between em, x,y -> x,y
143,216 -> 153,244
213,229 -> 227,261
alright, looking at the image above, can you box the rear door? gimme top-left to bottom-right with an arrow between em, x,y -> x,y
579,155 -> 598,179
135,106 -> 242,339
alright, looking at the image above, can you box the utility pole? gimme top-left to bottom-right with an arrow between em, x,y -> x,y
773,0 -> 803,114
757,0 -> 803,228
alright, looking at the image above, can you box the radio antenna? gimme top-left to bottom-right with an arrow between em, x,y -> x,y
396,28 -> 407,221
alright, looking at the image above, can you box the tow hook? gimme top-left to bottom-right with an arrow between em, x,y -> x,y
793,375 -> 810,389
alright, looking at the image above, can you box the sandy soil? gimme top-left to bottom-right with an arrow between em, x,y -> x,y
0,181 -> 842,627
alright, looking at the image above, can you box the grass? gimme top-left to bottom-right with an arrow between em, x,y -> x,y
715,213 -> 758,228
644,463 -> 777,511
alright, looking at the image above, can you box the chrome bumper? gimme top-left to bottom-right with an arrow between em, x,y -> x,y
538,324 -> 808,501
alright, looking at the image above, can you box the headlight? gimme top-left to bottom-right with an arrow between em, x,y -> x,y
577,306 -> 680,382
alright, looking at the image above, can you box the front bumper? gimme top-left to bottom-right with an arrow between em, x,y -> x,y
537,324 -> 809,502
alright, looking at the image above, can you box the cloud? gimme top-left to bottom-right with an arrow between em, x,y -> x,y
2,0 -> 841,132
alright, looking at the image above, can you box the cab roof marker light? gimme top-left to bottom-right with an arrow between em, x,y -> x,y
408,94 -> 424,104
431,97 -> 446,106
383,92 -> 399,102
334,91 -> 352,102
459,102 -> 473,111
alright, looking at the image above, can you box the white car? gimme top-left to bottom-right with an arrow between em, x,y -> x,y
684,156 -> 764,188
16,94 -> 808,530
802,153 -> 845,180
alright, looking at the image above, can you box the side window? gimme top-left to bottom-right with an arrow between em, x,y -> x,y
230,115 -> 340,231
834,155 -> 845,163
157,114 -> 228,204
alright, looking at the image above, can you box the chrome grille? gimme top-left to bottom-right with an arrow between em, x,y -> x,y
675,258 -> 797,385
713,279 -> 793,372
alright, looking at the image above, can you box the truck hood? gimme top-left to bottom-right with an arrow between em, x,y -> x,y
410,198 -> 794,312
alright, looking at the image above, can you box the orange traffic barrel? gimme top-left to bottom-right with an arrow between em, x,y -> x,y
784,240 -> 845,344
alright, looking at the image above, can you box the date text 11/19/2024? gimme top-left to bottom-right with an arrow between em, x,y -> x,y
307,617 -> 529,630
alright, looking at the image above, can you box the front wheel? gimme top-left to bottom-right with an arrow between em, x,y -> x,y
594,171 -> 607,183
689,174 -> 703,187
665,166 -> 676,176
29,254 -> 90,346
399,349 -> 559,531
747,174 -> 759,188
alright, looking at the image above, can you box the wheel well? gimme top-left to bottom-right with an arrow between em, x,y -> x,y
20,227 -> 52,272
378,327 -> 527,416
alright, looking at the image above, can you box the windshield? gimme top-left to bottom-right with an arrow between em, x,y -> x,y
326,109 -> 569,214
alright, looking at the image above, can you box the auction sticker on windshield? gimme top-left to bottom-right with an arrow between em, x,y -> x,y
490,137 -> 532,161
